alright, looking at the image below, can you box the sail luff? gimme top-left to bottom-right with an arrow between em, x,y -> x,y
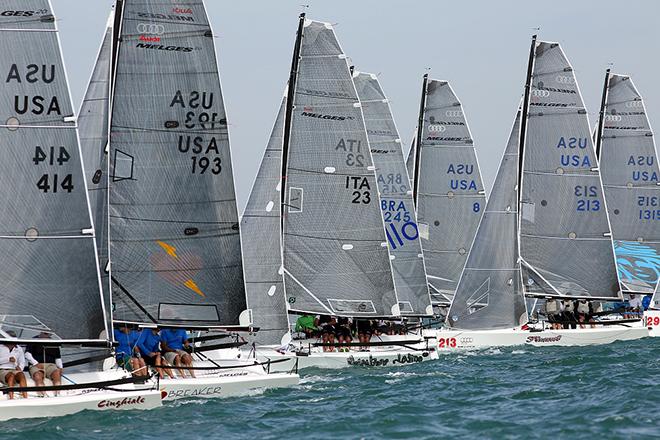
412,74 -> 428,206
594,69 -> 611,160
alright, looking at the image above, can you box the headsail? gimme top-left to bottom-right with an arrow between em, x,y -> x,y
241,96 -> 289,344
108,0 -> 247,326
597,72 -> 660,294
0,0 -> 107,343
411,77 -> 486,305
353,71 -> 432,316
405,137 -> 416,188
448,111 -> 527,329
519,40 -> 620,300
281,17 -> 397,317
79,12 -> 113,333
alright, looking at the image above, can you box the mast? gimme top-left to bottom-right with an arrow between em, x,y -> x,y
412,74 -> 428,205
595,69 -> 611,160
517,35 -> 536,302
517,35 -> 537,191
110,0 -> 123,95
280,13 -> 306,236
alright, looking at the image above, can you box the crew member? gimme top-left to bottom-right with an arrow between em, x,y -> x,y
136,328 -> 173,379
0,332 -> 28,399
114,324 -> 142,375
160,328 -> 195,378
25,331 -> 64,396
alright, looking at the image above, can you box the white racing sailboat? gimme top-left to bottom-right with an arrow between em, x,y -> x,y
79,0 -> 298,400
0,0 -> 161,420
426,37 -> 648,350
405,75 -> 486,310
240,15 -> 437,371
594,71 -> 660,335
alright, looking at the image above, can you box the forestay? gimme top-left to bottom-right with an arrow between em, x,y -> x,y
0,0 -> 107,343
448,112 -> 527,330
353,71 -> 432,316
109,0 -> 247,326
79,14 -> 113,333
520,41 -> 620,300
282,19 -> 397,317
598,73 -> 660,294
242,96 -> 289,344
411,78 -> 486,305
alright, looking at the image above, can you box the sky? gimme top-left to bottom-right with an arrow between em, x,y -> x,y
53,0 -> 660,211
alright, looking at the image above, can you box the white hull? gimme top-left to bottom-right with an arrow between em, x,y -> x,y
133,358 -> 299,401
424,323 -> 648,351
245,336 -> 438,372
0,370 -> 161,421
644,310 -> 660,336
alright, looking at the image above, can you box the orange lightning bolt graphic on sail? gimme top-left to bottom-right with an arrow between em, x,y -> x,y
156,240 -> 205,297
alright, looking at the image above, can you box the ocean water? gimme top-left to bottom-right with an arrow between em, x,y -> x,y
2,338 -> 659,439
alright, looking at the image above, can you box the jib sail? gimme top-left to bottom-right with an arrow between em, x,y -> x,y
0,0 -> 107,343
79,12 -> 114,334
409,77 -> 486,305
241,95 -> 289,344
519,40 -> 620,300
448,111 -> 527,330
281,17 -> 397,317
353,71 -> 432,316
108,0 -> 247,326
597,72 -> 660,295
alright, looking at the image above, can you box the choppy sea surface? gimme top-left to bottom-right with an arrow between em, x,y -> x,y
2,338 -> 659,439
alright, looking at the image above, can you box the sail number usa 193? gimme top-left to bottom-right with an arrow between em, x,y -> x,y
170,90 -> 223,175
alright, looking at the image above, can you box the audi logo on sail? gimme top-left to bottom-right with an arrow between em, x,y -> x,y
555,75 -> 575,84
532,89 -> 550,97
605,114 -> 622,122
626,101 -> 644,108
137,23 -> 165,34
428,124 -> 446,132
445,110 -> 463,117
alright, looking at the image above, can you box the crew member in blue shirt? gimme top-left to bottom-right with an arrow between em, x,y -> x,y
160,328 -> 195,378
136,328 -> 174,379
113,324 -> 143,376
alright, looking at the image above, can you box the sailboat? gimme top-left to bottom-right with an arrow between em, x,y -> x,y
429,37 -> 648,350
406,76 -> 486,310
594,71 -> 660,335
0,1 -> 161,420
79,0 -> 298,399
241,15 -> 437,370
